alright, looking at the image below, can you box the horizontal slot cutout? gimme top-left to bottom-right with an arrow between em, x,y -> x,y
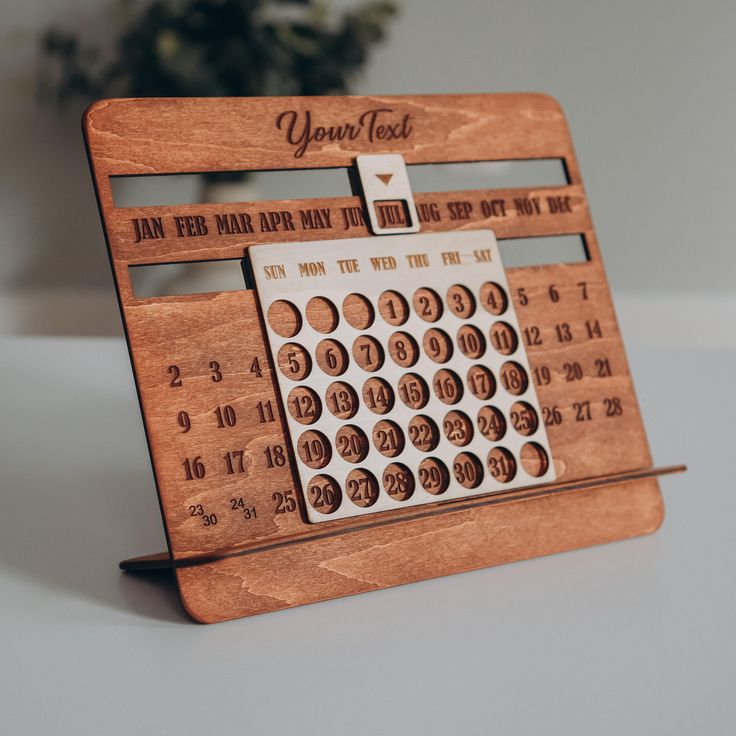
130,259 -> 247,298
498,234 -> 589,267
408,159 -> 568,192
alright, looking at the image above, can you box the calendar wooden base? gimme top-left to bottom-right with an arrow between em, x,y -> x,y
84,94 -> 685,623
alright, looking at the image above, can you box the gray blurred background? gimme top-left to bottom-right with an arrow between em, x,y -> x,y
2,0 -> 734,340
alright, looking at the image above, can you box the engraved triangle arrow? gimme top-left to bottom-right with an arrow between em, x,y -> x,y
376,173 -> 393,186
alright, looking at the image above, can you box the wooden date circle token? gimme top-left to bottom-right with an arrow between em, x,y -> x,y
306,474 -> 341,514
499,361 -> 529,396
362,377 -> 395,415
277,343 -> 311,381
287,386 -> 321,425
372,419 -> 405,458
297,430 -> 332,469
467,365 -> 496,400
423,328 -> 453,363
335,425 -> 369,463
510,401 -> 539,436
457,324 -> 486,359
306,296 -> 339,333
315,338 -> 349,376
443,410 -> 474,447
408,415 -> 439,452
479,282 -> 508,316
412,287 -> 443,322
352,335 -> 385,372
418,457 -> 450,495
345,468 -> 379,508
432,369 -> 463,405
342,293 -> 374,330
378,290 -> 409,326
446,284 -> 476,319
477,405 -> 506,441
490,321 -> 518,356
487,447 -> 517,483
267,300 -> 302,338
325,381 -> 358,420
520,442 -> 550,477
398,373 -> 429,410
382,462 -> 415,501
453,452 -> 483,489
388,331 -> 419,368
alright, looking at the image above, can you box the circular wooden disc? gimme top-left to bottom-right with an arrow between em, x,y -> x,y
418,457 -> 450,495
324,381 -> 358,420
277,343 -> 311,381
388,331 -> 420,368
452,452 -> 483,489
446,284 -> 476,319
432,368 -> 463,405
520,442 -> 549,477
342,293 -> 374,330
267,300 -> 302,338
499,361 -> 529,396
423,328 -> 453,363
490,321 -> 518,356
315,338 -> 349,376
408,414 -> 439,452
477,405 -> 506,441
345,468 -> 379,508
510,401 -> 539,436
287,386 -> 321,425
362,377 -> 395,415
398,373 -> 430,410
412,287 -> 443,322
372,419 -> 405,458
296,429 -> 332,469
352,334 -> 385,372
466,365 -> 496,400
457,324 -> 486,359
378,290 -> 409,326
479,281 -> 508,316
443,410 -> 474,447
306,296 -> 339,333
487,447 -> 517,483
335,425 -> 369,463
382,462 -> 415,501
306,474 -> 341,514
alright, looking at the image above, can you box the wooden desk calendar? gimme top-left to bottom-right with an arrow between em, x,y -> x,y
83,94 -> 684,623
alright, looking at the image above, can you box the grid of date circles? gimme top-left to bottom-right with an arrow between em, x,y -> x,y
248,230 -> 556,523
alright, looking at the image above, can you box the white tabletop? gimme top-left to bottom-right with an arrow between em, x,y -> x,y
0,335 -> 732,735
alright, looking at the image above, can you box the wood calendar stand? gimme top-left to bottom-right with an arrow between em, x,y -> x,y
84,94 -> 684,623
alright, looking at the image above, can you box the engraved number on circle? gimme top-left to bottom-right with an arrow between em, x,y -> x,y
423,328 -> 453,363
378,290 -> 409,326
447,285 -> 475,318
467,365 -> 496,400
383,463 -> 414,501
297,430 -> 332,469
267,300 -> 301,338
288,386 -> 321,425
412,287 -> 443,322
325,381 -> 358,419
457,325 -> 486,359
278,343 -> 311,381
443,410 -> 473,447
342,293 -> 374,330
433,369 -> 463,405
372,420 -> 405,458
488,447 -> 517,483
408,415 -> 439,452
510,401 -> 539,436
453,452 -> 483,489
315,339 -> 349,376
307,474 -> 341,514
500,362 -> 528,396
398,373 -> 429,410
388,332 -> 419,368
353,335 -> 384,372
477,405 -> 506,441
335,425 -> 369,463
346,469 -> 379,508
306,296 -> 338,334
520,442 -> 550,477
418,458 -> 449,495
480,282 -> 508,316
490,321 -> 518,356
362,377 -> 395,415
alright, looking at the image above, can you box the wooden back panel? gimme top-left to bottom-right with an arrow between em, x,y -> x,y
84,94 -> 667,622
